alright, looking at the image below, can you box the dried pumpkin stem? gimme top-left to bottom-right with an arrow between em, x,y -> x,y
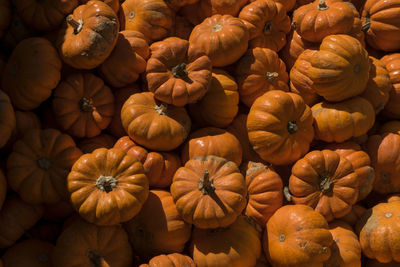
362,12 -> 371,32
66,16 -> 83,34
263,21 -> 273,34
37,158 -> 51,170
79,98 -> 93,113
96,175 -> 118,193
199,169 -> 215,195
86,249 -> 103,267
318,0 -> 329,10
319,174 -> 333,194
155,103 -> 167,115
172,63 -> 188,79
266,72 -> 279,82
212,24 -> 223,32
287,121 -> 298,134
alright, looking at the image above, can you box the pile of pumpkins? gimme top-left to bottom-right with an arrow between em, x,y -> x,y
1,0 -> 400,266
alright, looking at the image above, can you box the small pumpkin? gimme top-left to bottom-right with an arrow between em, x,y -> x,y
121,92 -> 191,151
146,37 -> 212,107
379,120 -> 400,135
78,134 -> 116,154
189,14 -> 249,67
79,0 -> 120,13
0,90 -> 15,149
2,38 -> 62,111
365,259 -> 400,267
271,0 -> 296,11
139,253 -> 195,267
247,90 -> 314,165
165,0 -> 199,9
339,205 -> 367,226
0,0 -> 11,38
171,16 -> 193,40
171,155 -> 247,229
52,72 -> 115,138
381,53 -> 400,118
199,0 -> 249,17
57,0 -> 119,69
68,148 -> 149,226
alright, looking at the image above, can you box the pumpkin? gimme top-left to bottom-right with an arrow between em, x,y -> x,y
356,201 -> 400,263
381,53 -> 400,118
366,259 -> 400,267
199,0 -> 249,17
13,0 -> 78,31
99,31 -> 150,88
139,253 -> 195,267
52,72 -> 115,138
188,69 -> 239,128
190,215 -> 261,267
289,150 -> 360,221
312,97 -> 376,143
307,34 -> 370,102
387,194 -> 400,202
0,13 -> 37,51
247,90 -> 314,165
239,0 -> 291,51
124,190 -> 191,259
0,195 -> 44,249
265,204 -> 333,267
11,111 -> 41,141
181,127 -> 243,166
120,0 -> 174,43
325,141 -> 375,201
379,120 -> 400,135
0,90 -> 15,149
289,49 -> 321,107
2,38 -> 62,110
78,134 -> 116,154
52,217 -> 133,267
114,136 -> 181,188
146,37 -> 212,107
0,170 -> 6,210
361,0 -> 400,51
67,148 -> 149,226
79,0 -> 120,13
366,133 -> 400,194
107,84 -> 141,138
271,0 -> 296,11
324,221 -> 362,267
172,16 -> 193,40
189,14 -> 249,67
57,0 -> 119,69
121,92 -> 191,151
360,57 -> 391,114
0,0 -> 11,38
339,205 -> 367,226
245,162 -> 283,227
235,48 -> 289,107
1,239 -> 54,267
7,129 -> 83,204
171,155 -> 247,229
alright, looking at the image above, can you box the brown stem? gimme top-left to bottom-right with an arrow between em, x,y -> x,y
319,174 -> 333,194
264,21 -> 273,34
318,0 -> 329,10
287,121 -> 298,134
86,249 -> 103,267
154,103 -> 167,115
37,158 -> 51,170
172,63 -> 188,79
362,12 -> 371,32
266,72 -> 279,82
96,175 -> 118,193
66,15 -> 83,34
79,98 -> 93,113
199,170 -> 215,195
212,24 -> 222,32
283,186 -> 292,202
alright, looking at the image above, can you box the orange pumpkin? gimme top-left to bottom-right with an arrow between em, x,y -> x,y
199,0 -> 249,17
52,72 -> 115,138
381,53 -> 400,118
0,90 -> 15,149
265,204 -> 333,267
289,150 -> 360,221
235,48 -> 289,107
379,120 -> 400,135
239,0 -> 291,51
0,0 -> 11,38
123,190 -> 191,259
2,38 -> 62,111
139,253 -> 195,267
146,37 -> 212,107
247,90 -> 314,165
77,134 -> 116,154
99,31 -> 150,88
171,16 -> 193,40
189,15 -> 249,67
365,259 -> 400,267
121,92 -> 191,151
339,205 -> 367,226
171,156 -> 247,229
79,0 -> 120,13
57,1 -> 119,69
68,148 -> 149,226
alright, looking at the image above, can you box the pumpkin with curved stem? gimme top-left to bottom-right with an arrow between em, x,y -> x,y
199,0 -> 249,17
289,150 -> 360,221
0,0 -> 11,38
68,148 -> 149,226
189,15 -> 249,67
312,97 -> 375,143
79,0 -> 120,13
13,0 -> 78,31
124,190 -> 191,259
235,48 -> 289,107
99,31 -> 150,88
171,156 -> 247,229
114,136 -> 181,188
78,134 -> 116,154
181,127 -> 243,166
247,90 -> 314,165
139,253 -> 195,267
7,129 -> 83,205
146,37 -> 212,107
2,239 -> 54,267
381,53 -> 400,118
120,0 -> 174,43
190,216 -> 261,267
52,217 -> 133,267
239,0 -> 291,52
339,205 -> 367,226
52,73 -> 115,139
0,90 -> 15,149
308,34 -> 370,102
57,1 -> 119,69
2,38 -> 62,111
265,205 -> 333,267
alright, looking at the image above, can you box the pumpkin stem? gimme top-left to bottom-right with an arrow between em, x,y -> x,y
96,175 -> 118,193
79,98 -> 93,113
155,103 -> 167,115
86,249 -> 104,267
318,0 -> 329,10
362,12 -> 371,32
199,170 -> 215,195
212,24 -> 223,33
37,158 -> 51,170
172,63 -> 188,79
266,72 -> 279,82
263,21 -> 273,34
283,186 -> 292,202
287,121 -> 298,134
66,15 -> 83,34
319,174 -> 333,194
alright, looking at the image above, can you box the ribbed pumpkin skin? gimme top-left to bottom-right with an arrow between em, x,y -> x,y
139,253 -> 196,267
78,134 -> 116,154
2,239 -> 54,267
247,90 -> 314,165
265,205 -> 333,267
199,0 -> 249,17
0,90 -> 15,149
339,205 -> 367,226
191,216 -> 261,267
381,53 -> 400,118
